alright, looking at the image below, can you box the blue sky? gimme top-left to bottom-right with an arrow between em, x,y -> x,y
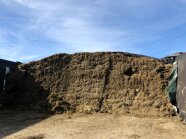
1,0 -> 186,62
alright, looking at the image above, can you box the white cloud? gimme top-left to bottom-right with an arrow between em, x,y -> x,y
16,0 -> 129,53
1,0 -> 186,62
16,55 -> 39,61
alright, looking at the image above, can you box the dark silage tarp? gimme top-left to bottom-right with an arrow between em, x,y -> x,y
0,66 -> 5,93
177,53 -> 186,119
167,62 -> 177,106
0,59 -> 16,95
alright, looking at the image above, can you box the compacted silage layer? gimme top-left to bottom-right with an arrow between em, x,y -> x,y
1,52 -> 175,117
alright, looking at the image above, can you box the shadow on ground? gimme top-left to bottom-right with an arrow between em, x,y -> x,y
0,66 -> 51,139
0,109 -> 50,138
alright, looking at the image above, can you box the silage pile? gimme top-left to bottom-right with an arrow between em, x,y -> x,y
2,52 -> 174,117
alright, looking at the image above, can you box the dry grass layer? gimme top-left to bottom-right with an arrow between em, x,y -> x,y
3,52 -> 174,117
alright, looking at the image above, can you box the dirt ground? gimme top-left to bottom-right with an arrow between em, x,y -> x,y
0,110 -> 186,139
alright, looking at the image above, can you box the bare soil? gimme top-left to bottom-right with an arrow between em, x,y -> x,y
0,110 -> 186,139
